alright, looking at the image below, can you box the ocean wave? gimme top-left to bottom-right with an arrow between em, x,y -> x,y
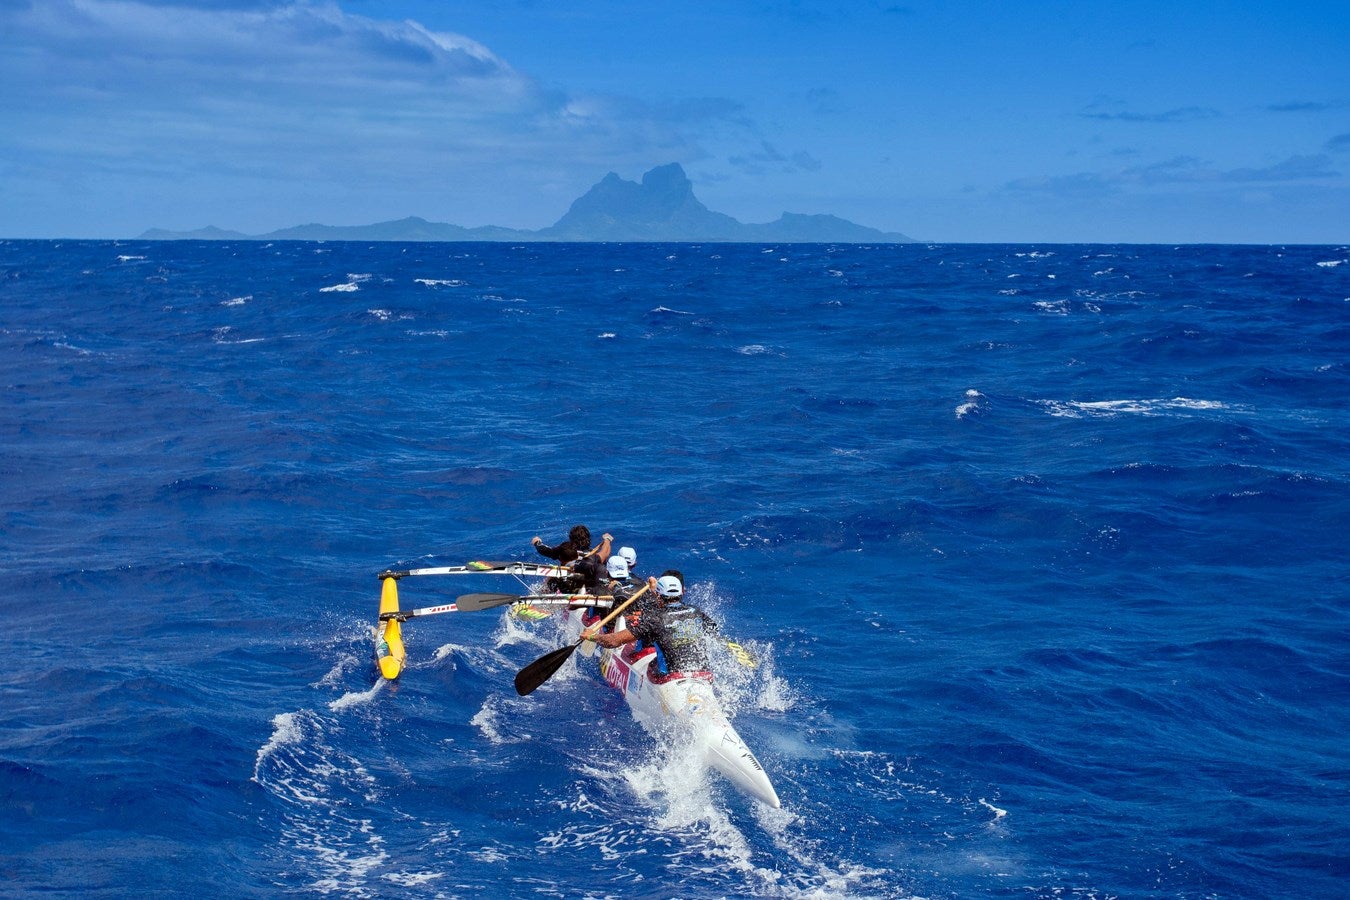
956,388 -> 985,418
1040,397 -> 1235,417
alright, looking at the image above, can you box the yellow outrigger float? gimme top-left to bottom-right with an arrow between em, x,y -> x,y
375,576 -> 405,680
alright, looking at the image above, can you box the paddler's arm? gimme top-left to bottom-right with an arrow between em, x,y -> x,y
590,628 -> 635,649
531,537 -> 566,560
597,532 -> 613,562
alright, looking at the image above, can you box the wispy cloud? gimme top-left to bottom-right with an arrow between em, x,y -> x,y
1005,154 -> 1339,193
1079,105 -> 1222,124
728,141 -> 822,174
1327,133 -> 1350,153
1266,100 -> 1342,113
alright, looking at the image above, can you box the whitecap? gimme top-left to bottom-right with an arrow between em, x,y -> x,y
1042,397 -> 1232,418
1034,300 -> 1070,315
598,332 -> 616,339
253,711 -> 304,777
222,295 -> 250,306
414,278 -> 467,287
320,282 -> 360,292
52,341 -> 94,356
470,694 -> 529,744
956,389 -> 985,419
650,305 -> 694,315
327,680 -> 385,712
382,871 -> 445,886
1315,259 -> 1344,267
116,254 -> 146,262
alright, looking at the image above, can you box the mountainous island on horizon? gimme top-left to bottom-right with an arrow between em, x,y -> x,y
141,164 -> 915,244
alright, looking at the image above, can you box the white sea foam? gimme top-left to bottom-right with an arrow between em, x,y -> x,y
979,798 -> 1009,820
320,281 -> 360,292
222,295 -> 250,306
254,711 -> 304,778
470,694 -> 528,744
1042,397 -> 1232,418
598,331 -> 616,339
414,278 -> 467,287
328,680 -> 384,711
381,871 -> 445,886
956,389 -> 985,419
1315,259 -> 1344,268
253,704 -> 390,893
116,254 -> 146,261
1034,300 -> 1070,315
52,341 -> 95,356
312,650 -> 363,689
650,305 -> 694,315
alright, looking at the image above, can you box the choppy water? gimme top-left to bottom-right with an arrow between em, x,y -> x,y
2,240 -> 1347,898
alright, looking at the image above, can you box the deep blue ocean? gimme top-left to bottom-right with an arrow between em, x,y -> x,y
2,239 -> 1347,898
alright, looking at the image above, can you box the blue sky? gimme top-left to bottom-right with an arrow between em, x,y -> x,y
2,0 -> 1347,242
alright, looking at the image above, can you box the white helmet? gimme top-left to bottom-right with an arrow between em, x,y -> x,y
606,555 -> 629,578
655,575 -> 683,598
619,546 -> 637,568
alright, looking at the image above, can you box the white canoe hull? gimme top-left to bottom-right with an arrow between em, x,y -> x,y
560,608 -> 780,808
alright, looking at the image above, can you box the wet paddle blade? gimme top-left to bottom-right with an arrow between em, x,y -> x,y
514,642 -> 580,696
455,592 -> 525,612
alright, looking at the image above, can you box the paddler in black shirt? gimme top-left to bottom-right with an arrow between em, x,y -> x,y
593,572 -> 717,678
530,525 -> 612,593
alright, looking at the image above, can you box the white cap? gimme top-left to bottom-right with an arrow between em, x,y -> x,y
619,546 -> 637,568
655,575 -> 683,598
606,555 -> 629,578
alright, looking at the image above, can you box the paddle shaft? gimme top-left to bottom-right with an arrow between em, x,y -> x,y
378,592 -> 615,621
581,583 -> 647,637
378,562 -> 572,579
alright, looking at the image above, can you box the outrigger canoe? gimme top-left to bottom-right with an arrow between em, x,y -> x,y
555,605 -> 781,809
370,560 -> 780,807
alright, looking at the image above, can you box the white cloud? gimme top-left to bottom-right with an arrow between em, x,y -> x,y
0,0 -> 734,233
1005,154 -> 1340,195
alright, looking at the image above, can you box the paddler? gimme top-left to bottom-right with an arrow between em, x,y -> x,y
592,572 -> 718,681
530,525 -> 612,593
588,552 -> 645,632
